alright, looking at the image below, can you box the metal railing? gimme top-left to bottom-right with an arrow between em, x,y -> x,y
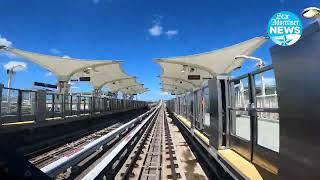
0,86 -> 37,123
0,84 -> 147,125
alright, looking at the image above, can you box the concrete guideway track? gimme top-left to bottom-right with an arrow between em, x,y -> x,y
29,106 -> 159,179
25,102 -> 207,180
116,104 -> 207,180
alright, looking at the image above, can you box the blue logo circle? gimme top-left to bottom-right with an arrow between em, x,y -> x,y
268,11 -> 302,46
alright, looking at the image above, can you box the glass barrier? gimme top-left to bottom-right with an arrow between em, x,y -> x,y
234,78 -> 250,109
257,112 -> 279,152
254,69 -> 279,152
64,95 -> 72,116
0,85 -> 147,124
203,87 -> 210,129
80,96 -> 90,114
46,94 -> 54,118
54,94 -> 63,116
21,90 -> 36,116
231,110 -> 251,141
72,95 -> 79,114
1,88 -> 19,116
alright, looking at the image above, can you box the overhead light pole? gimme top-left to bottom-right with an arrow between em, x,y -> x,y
6,64 -> 26,113
7,64 -> 25,89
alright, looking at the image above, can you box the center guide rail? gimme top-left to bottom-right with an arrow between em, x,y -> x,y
40,103 -> 161,178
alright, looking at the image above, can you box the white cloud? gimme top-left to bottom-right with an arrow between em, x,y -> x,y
62,55 -> 71,59
165,30 -> 178,38
3,61 -> 27,72
0,35 -> 16,58
148,24 -> 163,36
0,35 -> 12,47
148,15 -> 178,39
49,48 -> 62,55
45,72 -> 53,77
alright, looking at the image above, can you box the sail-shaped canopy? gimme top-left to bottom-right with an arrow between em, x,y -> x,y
3,47 -> 119,81
1,46 -> 146,93
156,36 -> 267,94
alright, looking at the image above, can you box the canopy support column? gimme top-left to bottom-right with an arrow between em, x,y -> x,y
57,81 -> 70,94
93,89 -> 101,96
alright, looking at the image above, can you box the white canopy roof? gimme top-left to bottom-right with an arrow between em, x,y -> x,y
119,84 -> 145,94
160,76 -> 195,91
71,63 -> 136,90
102,78 -> 140,92
156,36 -> 267,93
2,46 -> 146,94
161,86 -> 185,95
125,87 -> 148,95
5,47 -> 119,81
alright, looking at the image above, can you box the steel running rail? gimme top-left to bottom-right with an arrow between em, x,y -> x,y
119,108 -> 159,179
40,105 -> 159,178
81,103 -> 162,180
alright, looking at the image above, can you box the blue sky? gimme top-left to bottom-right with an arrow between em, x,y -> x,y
0,0 -> 319,101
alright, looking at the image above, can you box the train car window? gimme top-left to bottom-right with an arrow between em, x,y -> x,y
254,70 -> 279,152
203,87 -> 210,129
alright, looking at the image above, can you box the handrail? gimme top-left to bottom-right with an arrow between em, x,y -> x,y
0,86 -> 148,125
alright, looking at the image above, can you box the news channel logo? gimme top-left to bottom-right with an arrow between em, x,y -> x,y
268,11 -> 303,46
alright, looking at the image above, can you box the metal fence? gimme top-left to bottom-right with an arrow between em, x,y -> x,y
1,86 -> 37,122
0,84 -> 147,125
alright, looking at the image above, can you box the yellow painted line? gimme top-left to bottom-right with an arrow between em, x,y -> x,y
174,113 -> 191,128
193,128 -> 210,146
173,113 -> 209,146
218,149 -> 263,180
2,121 -> 35,126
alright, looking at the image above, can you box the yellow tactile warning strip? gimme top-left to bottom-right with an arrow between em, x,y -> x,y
167,112 -> 208,180
174,113 -> 191,128
193,128 -> 210,146
173,113 -> 210,146
2,120 -> 35,126
218,149 -> 263,180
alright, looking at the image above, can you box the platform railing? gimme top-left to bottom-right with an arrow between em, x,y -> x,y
0,84 -> 147,125
0,85 -> 37,123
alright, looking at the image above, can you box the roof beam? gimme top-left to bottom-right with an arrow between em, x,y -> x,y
160,76 -> 198,87
157,59 -> 215,77
114,84 -> 143,92
97,77 -> 136,89
161,83 -> 190,91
